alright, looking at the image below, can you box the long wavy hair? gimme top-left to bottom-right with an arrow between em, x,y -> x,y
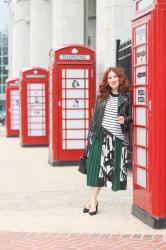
99,67 -> 130,101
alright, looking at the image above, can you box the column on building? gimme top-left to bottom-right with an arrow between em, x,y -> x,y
52,0 -> 84,47
11,0 -> 30,77
30,0 -> 52,68
96,0 -> 134,84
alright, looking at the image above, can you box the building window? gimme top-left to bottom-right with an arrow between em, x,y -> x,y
0,31 -> 8,109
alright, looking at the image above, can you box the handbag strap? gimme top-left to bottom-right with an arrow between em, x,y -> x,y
84,136 -> 91,156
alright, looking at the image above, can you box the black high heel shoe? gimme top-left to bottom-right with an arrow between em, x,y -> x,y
83,207 -> 89,213
89,202 -> 98,216
83,201 -> 90,213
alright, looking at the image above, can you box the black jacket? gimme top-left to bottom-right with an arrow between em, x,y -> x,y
88,92 -> 132,145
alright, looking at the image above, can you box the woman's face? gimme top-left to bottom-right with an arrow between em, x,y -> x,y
107,71 -> 119,91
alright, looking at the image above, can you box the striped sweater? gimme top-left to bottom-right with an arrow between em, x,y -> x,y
102,93 -> 124,140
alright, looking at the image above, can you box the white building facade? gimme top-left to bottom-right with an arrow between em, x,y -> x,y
8,0 -> 134,83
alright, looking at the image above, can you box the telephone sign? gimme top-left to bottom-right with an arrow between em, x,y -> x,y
136,0 -> 155,12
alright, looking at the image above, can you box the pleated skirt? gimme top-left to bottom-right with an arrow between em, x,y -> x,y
86,126 -> 128,191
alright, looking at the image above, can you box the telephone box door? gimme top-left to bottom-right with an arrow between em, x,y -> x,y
20,68 -> 49,146
58,65 -> 94,160
132,15 -> 151,212
6,78 -> 20,137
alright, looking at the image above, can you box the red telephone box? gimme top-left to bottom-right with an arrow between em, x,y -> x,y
6,78 -> 20,137
48,44 -> 95,166
20,68 -> 49,146
132,0 -> 166,228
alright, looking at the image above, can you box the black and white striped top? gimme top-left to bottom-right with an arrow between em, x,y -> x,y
102,93 -> 124,140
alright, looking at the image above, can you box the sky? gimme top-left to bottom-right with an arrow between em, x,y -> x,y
0,0 -> 8,32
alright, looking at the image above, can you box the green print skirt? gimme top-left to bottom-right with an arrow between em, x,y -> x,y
86,127 -> 128,191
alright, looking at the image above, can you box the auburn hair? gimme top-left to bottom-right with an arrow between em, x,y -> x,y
99,67 -> 130,101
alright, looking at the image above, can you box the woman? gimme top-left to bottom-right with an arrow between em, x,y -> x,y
83,67 -> 132,216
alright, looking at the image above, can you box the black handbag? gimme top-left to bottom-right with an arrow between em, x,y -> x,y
78,155 -> 87,174
78,133 -> 92,174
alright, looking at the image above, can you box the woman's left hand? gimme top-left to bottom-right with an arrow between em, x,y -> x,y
118,116 -> 125,124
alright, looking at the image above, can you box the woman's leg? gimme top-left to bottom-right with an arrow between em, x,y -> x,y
84,186 -> 102,210
89,186 -> 102,212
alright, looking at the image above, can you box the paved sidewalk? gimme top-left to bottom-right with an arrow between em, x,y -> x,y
1,233 -> 166,250
0,125 -> 166,249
